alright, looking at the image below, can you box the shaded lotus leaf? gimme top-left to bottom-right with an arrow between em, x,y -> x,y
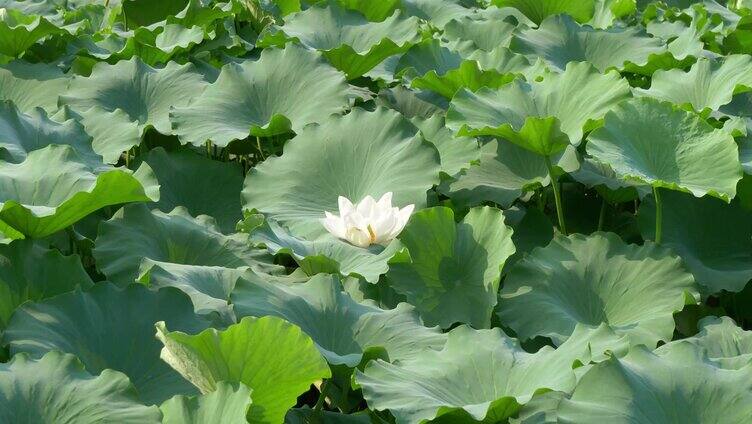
249,217 -> 402,284
160,382 -> 252,424
0,100 -> 97,164
376,85 -> 448,119
570,157 -> 649,201
242,107 -> 440,239
637,190 -> 752,294
143,147 -> 243,233
0,8 -> 60,57
0,61 -> 69,113
232,273 -> 446,367
122,0 -> 188,27
59,57 -> 208,135
410,113 -> 479,177
285,407 -> 372,424
655,316 -> 752,369
0,145 -> 159,241
171,44 -> 355,146
356,323 -> 628,424
387,206 -> 515,329
589,0 -> 637,28
439,140 -> 580,209
3,283 -> 210,405
447,61 -> 630,155
93,204 -> 275,286
509,15 -> 665,72
491,0 -> 596,24
156,315 -> 331,424
636,55 -> 752,113
442,15 -> 517,52
587,97 -> 743,201
499,232 -> 699,346
556,345 -> 752,423
0,351 -> 161,424
0,240 -> 92,334
259,2 -> 420,79
401,0 -> 475,28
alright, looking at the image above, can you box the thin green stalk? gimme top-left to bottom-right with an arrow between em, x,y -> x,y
206,141 -> 212,158
314,380 -> 330,412
597,198 -> 607,232
256,136 -> 266,160
544,155 -> 567,235
653,186 -> 662,244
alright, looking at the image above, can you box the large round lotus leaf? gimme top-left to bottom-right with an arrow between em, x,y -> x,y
586,97 -> 743,201
232,273 -> 446,367
0,9 -> 60,57
556,345 -> 752,423
0,240 -> 92,333
3,283 -> 210,405
492,0 -> 595,24
0,61 -> 69,113
142,147 -> 243,233
242,107 -> 440,239
636,55 -> 752,113
160,382 -> 252,424
442,16 -> 517,52
171,44 -> 355,146
93,204 -> 275,286
509,15 -> 665,73
0,351 -> 161,424
655,316 -> 752,370
0,145 -> 159,241
439,140 -> 580,209
52,105 -> 140,164
249,217 -> 402,283
59,57 -> 208,135
0,100 -> 97,164
499,232 -> 699,346
259,2 -> 420,79
356,323 -> 627,424
410,113 -> 479,177
387,206 -> 515,329
156,315 -> 331,424
446,61 -> 631,155
637,190 -> 752,294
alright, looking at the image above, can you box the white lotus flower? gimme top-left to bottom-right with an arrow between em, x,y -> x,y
322,192 -> 414,248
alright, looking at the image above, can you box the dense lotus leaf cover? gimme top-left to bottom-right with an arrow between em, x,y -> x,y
3,0 -> 752,422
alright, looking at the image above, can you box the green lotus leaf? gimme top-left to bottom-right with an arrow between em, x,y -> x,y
655,316 -> 752,369
439,140 -> 580,209
0,240 -> 92,334
0,100 -> 97,164
387,206 -> 515,329
376,85 -> 448,119
171,44 -> 354,146
570,157 -> 649,200
589,0 -> 637,28
0,145 -> 159,240
499,232 -> 699,346
0,8 -> 60,57
0,60 -> 69,113
637,190 -> 752,294
242,107 -> 440,239
259,2 -> 420,79
397,40 -> 527,99
586,97 -> 743,201
122,0 -> 188,27
0,351 -> 161,424
143,147 -> 243,233
492,0 -> 596,24
160,382 -> 253,424
442,15 -> 517,52
356,323 -> 628,424
447,61 -> 631,155
59,57 -> 208,136
410,113 -> 479,177
636,55 -> 752,113
3,283 -> 210,405
556,345 -> 752,423
154,23 -> 205,54
156,315 -> 332,424
94,204 -> 275,286
285,407 -> 371,424
401,0 -> 475,28
249,217 -> 402,283
232,273 -> 446,367
52,105 -> 140,164
509,15 -> 665,72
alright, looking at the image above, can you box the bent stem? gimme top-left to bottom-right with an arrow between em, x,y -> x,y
544,155 -> 567,236
653,185 -> 662,244
314,380 -> 330,413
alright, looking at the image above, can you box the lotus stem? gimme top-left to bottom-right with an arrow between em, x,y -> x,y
544,155 -> 567,236
597,198 -> 607,231
653,186 -> 662,244
314,380 -> 330,412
